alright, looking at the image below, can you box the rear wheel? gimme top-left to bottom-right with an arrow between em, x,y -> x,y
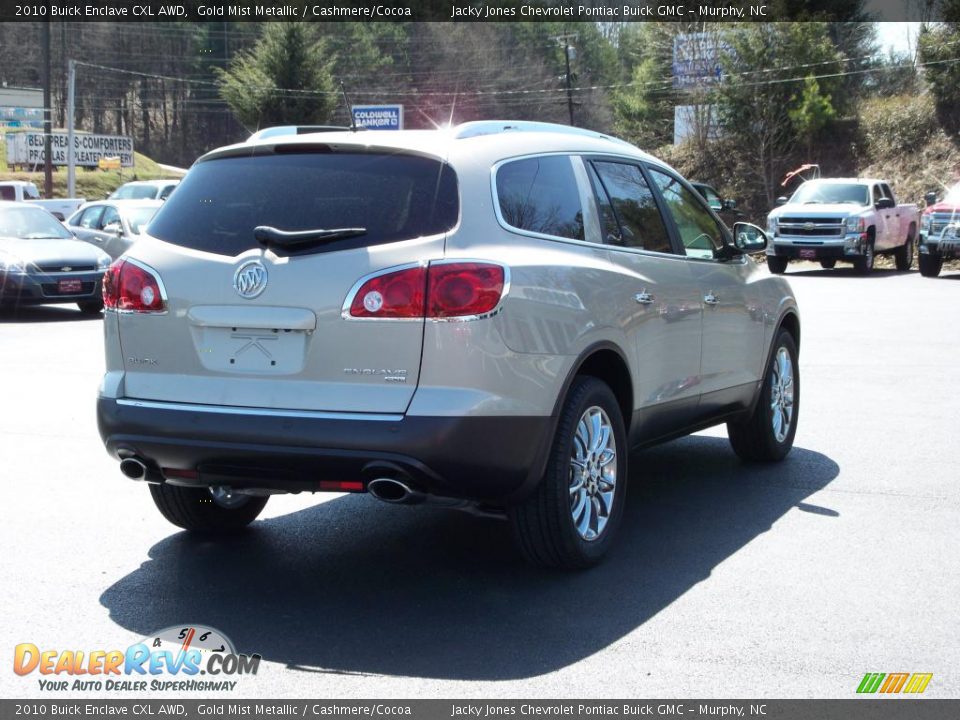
819,259 -> 836,269
149,484 -> 268,533
78,300 -> 104,314
727,329 -> 799,462
894,235 -> 915,271
767,256 -> 788,274
509,376 -> 627,569
918,252 -> 943,278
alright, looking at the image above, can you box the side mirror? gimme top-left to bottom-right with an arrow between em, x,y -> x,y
775,196 -> 788,207
723,199 -> 737,210
876,197 -> 895,210
733,222 -> 768,254
924,191 -> 938,206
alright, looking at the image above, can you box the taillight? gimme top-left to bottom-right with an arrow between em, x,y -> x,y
428,262 -> 505,318
348,266 -> 426,319
346,262 -> 506,320
102,259 -> 166,313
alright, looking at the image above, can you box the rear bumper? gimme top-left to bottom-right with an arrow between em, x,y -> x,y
0,270 -> 103,305
97,397 -> 553,503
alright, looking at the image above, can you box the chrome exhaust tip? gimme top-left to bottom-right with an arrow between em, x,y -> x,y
119,457 -> 148,480
367,478 -> 423,504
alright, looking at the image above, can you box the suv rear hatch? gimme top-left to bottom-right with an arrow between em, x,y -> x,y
112,145 -> 458,414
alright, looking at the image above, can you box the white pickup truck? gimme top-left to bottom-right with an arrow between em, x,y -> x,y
0,181 -> 85,221
766,178 -> 919,274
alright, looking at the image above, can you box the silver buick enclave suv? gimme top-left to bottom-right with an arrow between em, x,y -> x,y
97,121 -> 800,568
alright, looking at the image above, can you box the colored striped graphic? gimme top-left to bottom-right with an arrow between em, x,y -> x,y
857,672 -> 932,694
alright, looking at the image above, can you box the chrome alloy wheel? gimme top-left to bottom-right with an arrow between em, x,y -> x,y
569,406 -> 618,541
770,347 -> 795,443
209,485 -> 249,509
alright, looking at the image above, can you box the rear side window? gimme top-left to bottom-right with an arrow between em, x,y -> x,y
0,187 -> 14,201
146,152 -> 459,256
496,156 -> 584,241
591,161 -> 672,254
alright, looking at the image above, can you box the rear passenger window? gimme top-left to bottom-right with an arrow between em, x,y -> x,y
496,156 -> 584,241
591,161 -> 672,254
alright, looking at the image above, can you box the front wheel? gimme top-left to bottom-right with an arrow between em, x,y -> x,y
767,256 -> 788,274
78,300 -> 104,314
894,235 -> 915,271
509,376 -> 628,569
853,239 -> 875,274
918,252 -> 943,278
727,329 -> 799,462
149,484 -> 268,533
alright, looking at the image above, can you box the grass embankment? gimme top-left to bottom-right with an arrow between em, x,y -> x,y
0,137 -> 181,201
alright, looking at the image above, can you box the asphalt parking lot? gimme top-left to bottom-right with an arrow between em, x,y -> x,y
1,263 -> 958,699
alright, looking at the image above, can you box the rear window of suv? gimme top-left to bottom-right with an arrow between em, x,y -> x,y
147,152 -> 459,256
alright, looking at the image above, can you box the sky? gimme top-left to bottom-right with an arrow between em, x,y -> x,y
877,21 -> 923,55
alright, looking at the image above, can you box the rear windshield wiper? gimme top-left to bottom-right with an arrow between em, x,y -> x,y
254,225 -> 367,251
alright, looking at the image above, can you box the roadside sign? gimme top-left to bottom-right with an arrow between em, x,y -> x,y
351,105 -> 403,130
98,156 -> 122,171
5,131 -> 134,167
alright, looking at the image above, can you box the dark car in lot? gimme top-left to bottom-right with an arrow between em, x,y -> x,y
0,202 -> 112,314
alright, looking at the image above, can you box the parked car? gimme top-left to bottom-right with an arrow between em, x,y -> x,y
97,121 -> 801,568
691,181 -> 744,228
109,179 -> 180,201
766,178 -> 919,274
0,202 -> 111,314
0,181 -> 85,220
66,200 -> 162,259
918,183 -> 960,277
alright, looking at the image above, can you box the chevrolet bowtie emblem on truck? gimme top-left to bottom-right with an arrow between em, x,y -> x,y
233,260 -> 268,299
804,222 -> 815,230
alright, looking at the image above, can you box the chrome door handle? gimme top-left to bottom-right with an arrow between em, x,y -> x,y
704,293 -> 719,305
635,292 -> 654,305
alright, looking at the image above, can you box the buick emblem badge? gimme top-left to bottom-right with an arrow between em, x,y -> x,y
233,260 -> 268,299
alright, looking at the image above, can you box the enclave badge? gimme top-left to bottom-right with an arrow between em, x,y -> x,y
233,260 -> 268,299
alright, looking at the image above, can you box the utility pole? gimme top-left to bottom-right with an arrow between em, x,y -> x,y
551,33 -> 578,126
67,60 -> 76,199
42,19 -> 53,197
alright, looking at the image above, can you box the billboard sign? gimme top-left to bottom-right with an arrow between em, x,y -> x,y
5,132 -> 134,167
351,105 -> 403,130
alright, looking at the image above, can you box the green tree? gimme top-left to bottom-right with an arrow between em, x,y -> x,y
918,23 -> 960,136
217,24 -> 337,131
789,75 -> 837,156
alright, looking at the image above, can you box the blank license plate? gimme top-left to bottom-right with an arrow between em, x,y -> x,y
799,249 -> 817,259
58,279 -> 83,294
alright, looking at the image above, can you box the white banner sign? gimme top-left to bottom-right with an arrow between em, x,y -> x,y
5,132 -> 134,167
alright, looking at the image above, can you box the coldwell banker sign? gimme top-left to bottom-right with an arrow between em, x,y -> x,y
351,105 -> 404,130
5,131 -> 134,168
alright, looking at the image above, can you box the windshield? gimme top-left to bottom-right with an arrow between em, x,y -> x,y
127,206 -> 159,235
112,185 -> 158,200
790,182 -> 869,206
0,206 -> 74,240
147,152 -> 459,256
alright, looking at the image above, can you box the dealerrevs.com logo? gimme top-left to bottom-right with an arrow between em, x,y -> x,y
13,625 -> 260,692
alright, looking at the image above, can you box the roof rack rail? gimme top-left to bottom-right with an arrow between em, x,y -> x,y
452,120 -> 632,146
247,125 -> 364,142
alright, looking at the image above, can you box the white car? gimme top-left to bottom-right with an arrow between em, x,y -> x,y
67,200 -> 162,260
109,180 -> 180,201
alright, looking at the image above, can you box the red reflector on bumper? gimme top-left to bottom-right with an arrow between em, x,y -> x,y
163,468 -> 199,480
319,481 -> 365,492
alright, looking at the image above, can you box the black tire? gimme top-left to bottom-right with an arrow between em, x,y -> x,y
853,238 -> 875,274
509,376 -> 628,569
149,484 -> 268,533
767,256 -> 788,274
819,259 -> 836,269
894,235 -> 915,271
78,300 -> 104,314
918,252 -> 943,278
727,329 -> 799,462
